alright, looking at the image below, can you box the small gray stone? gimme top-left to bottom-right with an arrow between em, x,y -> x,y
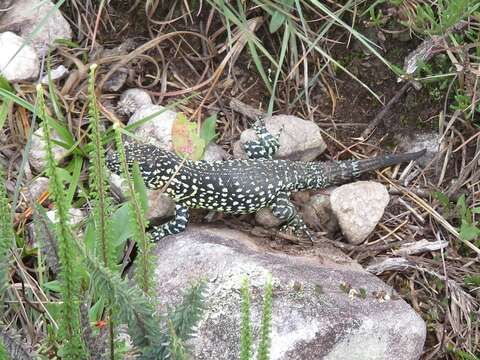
203,143 -> 228,161
28,127 -> 69,173
40,65 -> 68,84
153,226 -> 426,360
397,132 -> 440,167
103,67 -> 128,92
301,193 -> 339,236
0,0 -> 72,56
0,31 -> 39,82
233,115 -> 327,161
117,88 -> 153,116
330,181 -> 390,245
109,173 -> 175,221
127,104 -> 177,150
46,208 -> 83,227
146,190 -> 175,220
255,207 -> 283,228
25,177 -> 49,201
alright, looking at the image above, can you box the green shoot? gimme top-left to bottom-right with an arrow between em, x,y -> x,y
240,276 -> 253,360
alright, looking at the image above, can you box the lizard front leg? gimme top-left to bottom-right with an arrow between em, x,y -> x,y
151,203 -> 190,242
244,117 -> 281,159
269,192 -> 314,241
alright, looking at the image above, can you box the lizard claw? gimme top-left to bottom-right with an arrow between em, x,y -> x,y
280,224 -> 314,242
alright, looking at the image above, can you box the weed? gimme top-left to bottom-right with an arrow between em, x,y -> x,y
239,274 -> 273,360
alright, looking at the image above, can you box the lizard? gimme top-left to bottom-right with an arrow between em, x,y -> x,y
106,120 -> 426,242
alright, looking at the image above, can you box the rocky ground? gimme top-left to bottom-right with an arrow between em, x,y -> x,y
0,1 -> 479,359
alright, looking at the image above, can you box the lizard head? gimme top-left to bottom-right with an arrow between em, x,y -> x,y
105,142 -> 167,174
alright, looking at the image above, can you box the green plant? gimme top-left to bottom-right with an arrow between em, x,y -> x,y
0,167 -> 14,298
456,194 -> 480,243
366,6 -> 388,28
115,131 -> 154,295
267,0 -> 295,34
257,274 -> 273,360
450,89 -> 480,114
171,112 -> 218,160
403,0 -> 477,35
238,274 -> 274,360
240,277 -> 253,360
37,84 -> 87,358
87,64 -> 119,359
448,347 -> 480,360
434,192 -> 480,245
0,335 -> 8,360
209,0 -> 399,113
88,64 -> 116,271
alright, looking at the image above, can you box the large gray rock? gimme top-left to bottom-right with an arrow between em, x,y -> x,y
0,0 -> 72,56
330,181 -> 389,245
233,115 -> 327,161
153,226 -> 426,360
0,31 -> 39,82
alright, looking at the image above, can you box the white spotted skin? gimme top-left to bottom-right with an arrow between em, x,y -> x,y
106,143 -> 335,215
106,142 -> 419,216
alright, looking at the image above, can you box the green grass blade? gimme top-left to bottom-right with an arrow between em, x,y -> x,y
0,87 -> 75,148
268,22 -> 290,114
308,0 -> 400,75
65,155 -> 83,207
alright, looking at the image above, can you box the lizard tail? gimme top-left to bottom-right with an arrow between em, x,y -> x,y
322,149 -> 426,186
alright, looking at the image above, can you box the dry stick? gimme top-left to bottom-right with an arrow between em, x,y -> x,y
381,173 -> 480,256
97,31 -> 215,91
90,0 -> 106,52
189,17 -> 262,123
360,81 -> 412,140
229,98 -> 264,119
229,98 -> 365,136
447,147 -> 480,197
320,129 -> 480,257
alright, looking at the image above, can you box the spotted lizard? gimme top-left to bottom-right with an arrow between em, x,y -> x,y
106,120 -> 425,242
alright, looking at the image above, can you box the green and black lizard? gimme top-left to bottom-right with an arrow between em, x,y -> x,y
106,120 -> 425,242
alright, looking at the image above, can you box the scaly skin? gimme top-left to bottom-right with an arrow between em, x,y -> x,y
106,131 -> 426,242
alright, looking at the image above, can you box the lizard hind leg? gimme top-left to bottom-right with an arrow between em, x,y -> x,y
243,117 -> 281,159
150,203 -> 190,242
269,192 -> 314,241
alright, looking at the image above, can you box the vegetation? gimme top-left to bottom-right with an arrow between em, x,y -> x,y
0,0 -> 478,359
239,275 -> 274,360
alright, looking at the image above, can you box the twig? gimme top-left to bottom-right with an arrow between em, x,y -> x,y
229,98 -> 264,120
392,239 -> 448,256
